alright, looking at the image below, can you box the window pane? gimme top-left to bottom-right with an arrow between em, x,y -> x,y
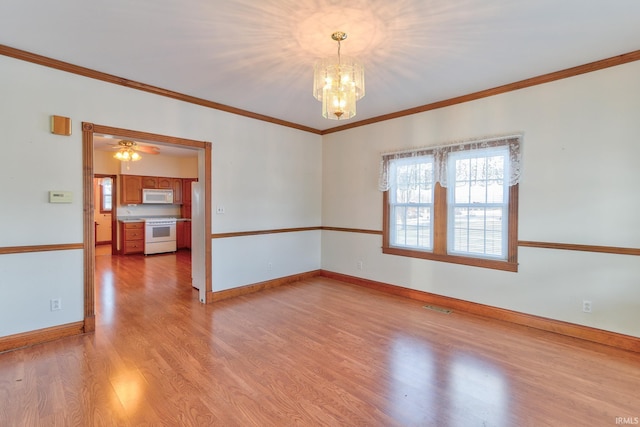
448,148 -> 508,259
389,156 -> 434,251
484,207 -> 504,256
452,207 -> 505,255
393,161 -> 433,204
393,206 -> 408,245
392,206 -> 431,249
486,181 -> 504,203
454,181 -> 470,204
100,177 -> 113,213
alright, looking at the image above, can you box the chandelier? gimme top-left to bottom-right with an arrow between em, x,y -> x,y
114,140 -> 142,162
313,31 -> 365,120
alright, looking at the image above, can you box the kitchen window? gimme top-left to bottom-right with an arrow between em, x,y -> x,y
380,135 -> 521,271
100,177 -> 113,213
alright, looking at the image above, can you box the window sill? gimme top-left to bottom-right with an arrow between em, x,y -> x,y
382,246 -> 518,272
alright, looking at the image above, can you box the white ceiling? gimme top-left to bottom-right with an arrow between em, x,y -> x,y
1,0 -> 639,133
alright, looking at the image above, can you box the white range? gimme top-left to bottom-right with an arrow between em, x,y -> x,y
143,218 -> 177,255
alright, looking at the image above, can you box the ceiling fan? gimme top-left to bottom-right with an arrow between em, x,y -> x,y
112,139 -> 160,156
111,140 -> 159,170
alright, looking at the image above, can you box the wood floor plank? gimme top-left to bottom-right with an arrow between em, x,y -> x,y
0,249 -> 639,426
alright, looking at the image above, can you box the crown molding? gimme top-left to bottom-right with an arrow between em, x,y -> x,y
2,44 -> 639,136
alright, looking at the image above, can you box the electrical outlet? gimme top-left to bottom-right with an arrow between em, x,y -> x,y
357,260 -> 363,270
216,206 -> 225,214
50,298 -> 62,311
582,300 -> 592,313
267,262 -> 273,272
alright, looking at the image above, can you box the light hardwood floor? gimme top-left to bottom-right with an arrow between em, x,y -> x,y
1,250 -> 639,426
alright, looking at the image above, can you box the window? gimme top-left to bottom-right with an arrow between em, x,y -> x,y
388,155 -> 435,250
381,136 -> 521,271
100,177 -> 113,213
448,146 -> 509,259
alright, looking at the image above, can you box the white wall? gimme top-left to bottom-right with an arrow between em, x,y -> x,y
213,231 -> 321,291
0,55 -> 322,337
2,50 -> 638,340
0,250 -> 84,333
210,115 -> 323,291
322,60 -> 640,338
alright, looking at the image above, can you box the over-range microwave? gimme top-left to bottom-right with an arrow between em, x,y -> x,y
142,188 -> 174,204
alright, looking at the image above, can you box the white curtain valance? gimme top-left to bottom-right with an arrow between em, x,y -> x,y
378,135 -> 522,191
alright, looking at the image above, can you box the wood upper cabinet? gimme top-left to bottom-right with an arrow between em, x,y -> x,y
172,178 -> 183,204
142,176 -> 158,188
157,177 -> 172,189
120,174 -> 189,205
181,178 -> 197,218
121,175 -> 142,204
182,178 -> 196,204
181,204 -> 192,219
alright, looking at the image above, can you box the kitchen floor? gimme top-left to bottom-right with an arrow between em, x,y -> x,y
95,244 -> 112,256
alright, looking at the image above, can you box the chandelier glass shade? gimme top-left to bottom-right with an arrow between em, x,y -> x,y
313,32 -> 365,120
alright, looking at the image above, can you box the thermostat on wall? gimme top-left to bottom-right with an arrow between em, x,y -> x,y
49,191 -> 73,203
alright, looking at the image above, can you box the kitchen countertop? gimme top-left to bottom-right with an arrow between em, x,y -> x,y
118,218 -> 144,223
118,217 -> 191,223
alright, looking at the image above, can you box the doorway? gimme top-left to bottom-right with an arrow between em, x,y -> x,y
94,174 -> 117,255
81,122 -> 213,334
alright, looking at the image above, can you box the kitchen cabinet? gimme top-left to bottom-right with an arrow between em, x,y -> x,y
176,220 -> 192,250
121,175 -> 142,204
121,221 -> 144,254
171,178 -> 182,204
182,178 -> 196,205
142,176 -> 158,188
176,221 -> 184,248
121,175 -> 190,205
157,177 -> 172,189
181,178 -> 197,218
184,221 -> 191,249
181,204 -> 192,219
176,221 -> 186,249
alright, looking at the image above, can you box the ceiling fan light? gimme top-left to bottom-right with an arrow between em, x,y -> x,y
114,147 -> 142,162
